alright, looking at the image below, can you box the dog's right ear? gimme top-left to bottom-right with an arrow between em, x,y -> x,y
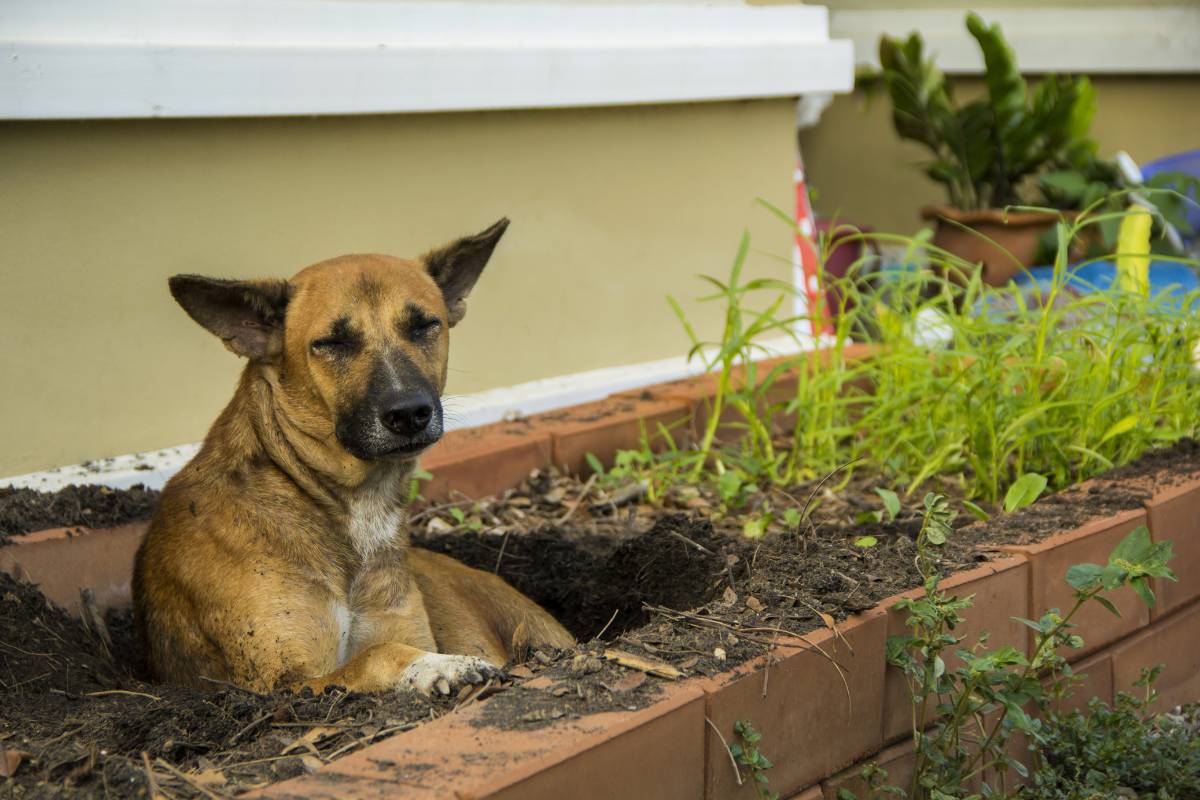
169,275 -> 291,360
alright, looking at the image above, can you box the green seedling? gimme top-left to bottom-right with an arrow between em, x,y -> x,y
730,720 -> 779,800
1004,472 -> 1048,512
406,468 -> 433,504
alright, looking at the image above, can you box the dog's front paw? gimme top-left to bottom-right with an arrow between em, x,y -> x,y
399,653 -> 504,696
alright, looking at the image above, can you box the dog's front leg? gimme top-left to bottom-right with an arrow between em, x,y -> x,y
291,641 -> 503,696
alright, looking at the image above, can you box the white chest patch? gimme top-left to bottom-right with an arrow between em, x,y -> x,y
346,467 -> 407,559
331,601 -> 353,667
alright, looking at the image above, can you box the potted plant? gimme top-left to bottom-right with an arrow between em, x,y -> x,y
875,13 -> 1189,285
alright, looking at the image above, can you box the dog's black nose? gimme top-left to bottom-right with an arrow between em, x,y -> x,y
381,399 -> 434,437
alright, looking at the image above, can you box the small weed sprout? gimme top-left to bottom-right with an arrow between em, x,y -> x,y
730,720 -> 780,800
406,468 -> 433,504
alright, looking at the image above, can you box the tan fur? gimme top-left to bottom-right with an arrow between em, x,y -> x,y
134,224 -> 573,695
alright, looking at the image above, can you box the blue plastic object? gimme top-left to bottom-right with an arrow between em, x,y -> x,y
1141,149 -> 1200,242
1012,259 -> 1199,307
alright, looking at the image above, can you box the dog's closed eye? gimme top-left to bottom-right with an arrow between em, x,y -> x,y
311,317 -> 363,355
402,305 -> 442,342
310,337 -> 358,354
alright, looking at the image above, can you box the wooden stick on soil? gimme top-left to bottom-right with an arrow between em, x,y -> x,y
704,717 -> 744,787
85,689 -> 162,701
591,607 -> 621,642
141,752 -> 162,800
556,473 -> 598,525
662,529 -> 716,556
198,676 -> 257,693
154,758 -> 228,800
228,709 -> 278,745
795,459 -> 861,549
493,529 -> 513,574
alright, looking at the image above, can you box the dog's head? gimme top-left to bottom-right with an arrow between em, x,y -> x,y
169,219 -> 508,463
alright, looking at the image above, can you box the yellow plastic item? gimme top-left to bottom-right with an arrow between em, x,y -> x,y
1115,207 -> 1152,297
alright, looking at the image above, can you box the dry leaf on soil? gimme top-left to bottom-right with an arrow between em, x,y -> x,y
1,749 -> 27,778
280,726 -> 341,756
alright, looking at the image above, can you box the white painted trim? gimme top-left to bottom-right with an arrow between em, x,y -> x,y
0,1 -> 854,120
833,7 -> 1200,74
1,333 -> 825,493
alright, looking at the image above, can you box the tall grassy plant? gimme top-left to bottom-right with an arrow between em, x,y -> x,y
642,202 -> 1200,513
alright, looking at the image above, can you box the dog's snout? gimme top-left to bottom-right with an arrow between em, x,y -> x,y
381,398 -> 434,437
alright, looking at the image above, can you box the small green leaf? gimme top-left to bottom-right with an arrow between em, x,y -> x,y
585,452 -> 606,476
854,536 -> 879,549
743,514 -> 771,540
1094,595 -> 1121,618
855,511 -> 883,524
874,487 -> 902,520
1109,524 -> 1153,565
963,500 -> 991,521
1132,579 -> 1157,608
1099,414 -> 1139,445
1065,563 -> 1104,592
1004,473 -> 1048,513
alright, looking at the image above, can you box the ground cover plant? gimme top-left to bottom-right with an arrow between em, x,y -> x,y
1028,677 -> 1200,800
837,497 -> 1180,800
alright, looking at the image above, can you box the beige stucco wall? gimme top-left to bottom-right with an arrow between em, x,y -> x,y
0,100 -> 797,476
799,76 -> 1200,234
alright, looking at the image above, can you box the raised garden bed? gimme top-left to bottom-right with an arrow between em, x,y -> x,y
2,366 -> 1199,799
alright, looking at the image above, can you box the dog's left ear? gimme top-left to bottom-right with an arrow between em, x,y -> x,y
169,275 -> 291,360
422,217 -> 509,326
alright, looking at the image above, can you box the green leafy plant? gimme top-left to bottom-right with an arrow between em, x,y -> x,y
730,720 -> 780,800
877,12 -> 1099,212
860,496 -> 1176,800
874,12 -> 1194,256
1028,668 -> 1200,800
605,202 -> 1200,534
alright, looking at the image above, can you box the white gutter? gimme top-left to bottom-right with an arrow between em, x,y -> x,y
835,6 -> 1200,75
0,1 -> 854,119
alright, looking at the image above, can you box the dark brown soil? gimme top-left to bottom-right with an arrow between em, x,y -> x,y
1,439 -> 1197,796
0,484 -> 159,540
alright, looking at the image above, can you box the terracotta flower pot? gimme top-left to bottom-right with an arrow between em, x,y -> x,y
922,207 -> 1071,287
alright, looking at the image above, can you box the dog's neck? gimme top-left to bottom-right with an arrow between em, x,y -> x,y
205,365 -> 417,560
344,460 -> 412,559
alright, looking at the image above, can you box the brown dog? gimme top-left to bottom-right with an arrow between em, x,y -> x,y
133,219 -> 574,696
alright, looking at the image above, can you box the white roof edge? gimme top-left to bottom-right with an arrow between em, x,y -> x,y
0,1 -> 855,120
835,6 -> 1200,75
